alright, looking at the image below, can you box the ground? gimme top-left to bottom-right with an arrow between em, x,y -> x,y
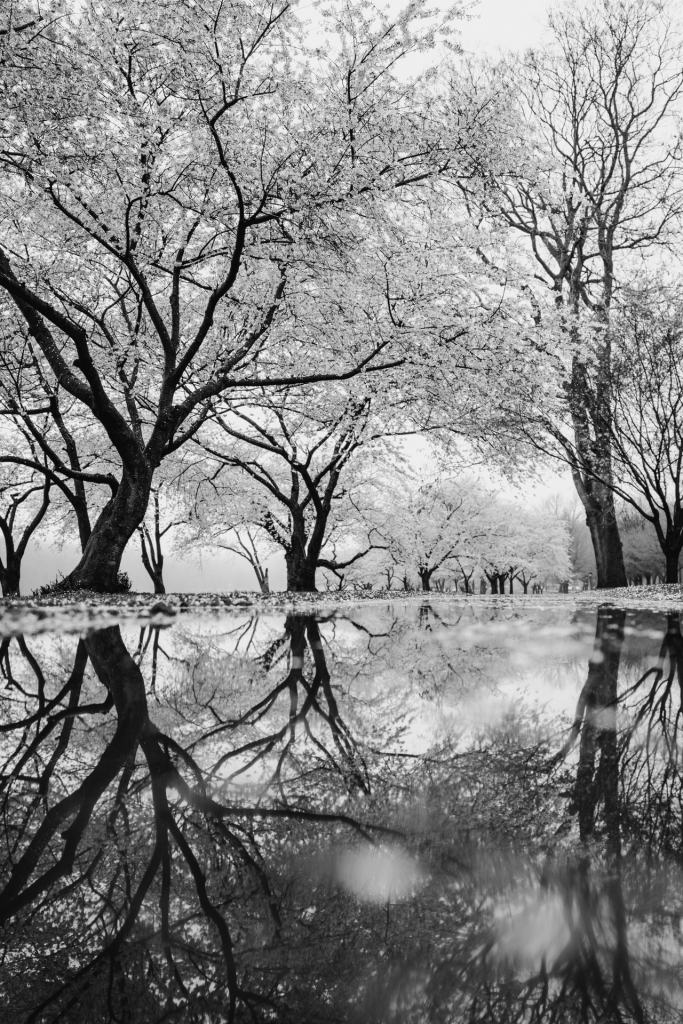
0,584 -> 682,637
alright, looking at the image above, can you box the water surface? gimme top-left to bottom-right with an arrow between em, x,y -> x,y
1,600 -> 681,1023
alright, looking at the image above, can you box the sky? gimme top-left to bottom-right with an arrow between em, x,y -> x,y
456,0 -> 553,56
21,0 -> 557,596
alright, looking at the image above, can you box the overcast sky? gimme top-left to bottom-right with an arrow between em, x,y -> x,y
21,0 -> 557,595
457,0 -> 552,56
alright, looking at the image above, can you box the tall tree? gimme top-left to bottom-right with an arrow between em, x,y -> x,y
583,290 -> 683,583
495,0 -> 683,588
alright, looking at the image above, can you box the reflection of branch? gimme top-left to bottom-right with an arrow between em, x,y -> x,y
0,629 -> 146,923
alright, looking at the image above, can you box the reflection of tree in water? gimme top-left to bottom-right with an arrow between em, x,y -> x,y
0,614 -> 434,1023
465,607 -> 683,1024
3,607 -> 683,1022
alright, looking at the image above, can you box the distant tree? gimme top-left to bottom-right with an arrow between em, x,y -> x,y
137,489 -> 185,595
378,474 -> 493,592
0,466 -> 51,595
0,340 -> 110,556
543,492 -> 596,583
481,501 -> 570,594
186,394 -> 393,592
508,512 -> 570,593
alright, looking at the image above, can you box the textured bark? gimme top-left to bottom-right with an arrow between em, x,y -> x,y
283,502 -> 331,592
583,493 -> 627,590
418,568 -> 432,591
149,571 -> 166,595
569,347 -> 628,590
61,466 -> 154,592
285,552 -> 317,592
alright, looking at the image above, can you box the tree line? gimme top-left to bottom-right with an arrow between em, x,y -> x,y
1,0 -> 682,594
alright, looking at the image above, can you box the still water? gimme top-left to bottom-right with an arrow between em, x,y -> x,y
1,599 -> 682,1023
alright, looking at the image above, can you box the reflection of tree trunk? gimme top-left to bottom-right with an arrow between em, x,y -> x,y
567,607 -> 625,840
0,627 -> 148,922
559,607 -> 644,1022
305,617 -> 369,794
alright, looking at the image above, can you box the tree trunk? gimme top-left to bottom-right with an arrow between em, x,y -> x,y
286,550 -> 317,592
0,558 -> 21,597
151,573 -> 165,595
569,361 -> 628,590
583,496 -> 627,589
498,574 -> 505,594
61,466 -> 153,592
488,576 -> 498,595
666,549 -> 679,585
419,569 -> 431,592
509,575 -> 514,595
522,581 -> 529,594
140,536 -> 165,594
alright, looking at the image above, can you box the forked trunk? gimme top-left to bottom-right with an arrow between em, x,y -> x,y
285,511 -> 322,593
286,558 -> 317,592
150,572 -> 166,595
286,532 -> 316,591
61,467 -> 153,592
